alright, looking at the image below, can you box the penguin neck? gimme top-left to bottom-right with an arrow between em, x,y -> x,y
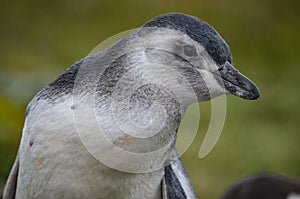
94,84 -> 185,153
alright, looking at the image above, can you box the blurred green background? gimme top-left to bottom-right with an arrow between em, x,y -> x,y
0,0 -> 299,198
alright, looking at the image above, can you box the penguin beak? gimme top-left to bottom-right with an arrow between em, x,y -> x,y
218,61 -> 260,100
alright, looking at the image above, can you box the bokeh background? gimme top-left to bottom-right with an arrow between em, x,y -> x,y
0,0 -> 299,198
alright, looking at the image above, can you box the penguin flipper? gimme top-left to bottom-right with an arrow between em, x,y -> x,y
2,151 -> 19,199
162,157 -> 198,199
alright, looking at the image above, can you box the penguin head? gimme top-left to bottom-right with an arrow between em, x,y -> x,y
137,13 -> 260,102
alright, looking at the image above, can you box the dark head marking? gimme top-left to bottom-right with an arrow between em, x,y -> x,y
143,13 -> 232,65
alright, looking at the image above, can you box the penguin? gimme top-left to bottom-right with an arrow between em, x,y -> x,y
2,13 -> 260,199
220,173 -> 300,199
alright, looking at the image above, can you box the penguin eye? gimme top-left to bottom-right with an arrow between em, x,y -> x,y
183,45 -> 197,57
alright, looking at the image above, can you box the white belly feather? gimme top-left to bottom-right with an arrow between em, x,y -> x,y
16,97 -> 164,199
